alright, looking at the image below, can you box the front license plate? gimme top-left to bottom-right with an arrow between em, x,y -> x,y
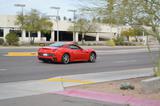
43,54 -> 48,56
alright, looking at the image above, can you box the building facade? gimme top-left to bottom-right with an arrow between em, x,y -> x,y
0,15 -> 129,44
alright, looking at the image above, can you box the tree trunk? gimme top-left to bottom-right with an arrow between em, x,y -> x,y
127,36 -> 129,41
29,32 -> 32,44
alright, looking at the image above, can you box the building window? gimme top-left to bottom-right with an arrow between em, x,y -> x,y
41,33 -> 45,37
10,30 -> 22,37
31,32 -> 37,37
25,32 -> 37,37
0,29 -> 4,37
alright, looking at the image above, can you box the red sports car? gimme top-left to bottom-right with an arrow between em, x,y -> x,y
38,42 -> 96,64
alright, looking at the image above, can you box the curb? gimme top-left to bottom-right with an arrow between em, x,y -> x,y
52,68 -> 154,87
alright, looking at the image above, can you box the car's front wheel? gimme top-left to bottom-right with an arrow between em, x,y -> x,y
89,52 -> 96,63
62,54 -> 70,64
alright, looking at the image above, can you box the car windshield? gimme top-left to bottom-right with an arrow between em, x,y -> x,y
49,42 -> 65,47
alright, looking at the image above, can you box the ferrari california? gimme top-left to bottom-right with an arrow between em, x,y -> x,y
38,42 -> 96,64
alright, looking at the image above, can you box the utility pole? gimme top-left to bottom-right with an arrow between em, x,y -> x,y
14,4 -> 26,41
68,9 -> 77,42
50,6 -> 60,42
14,4 -> 26,28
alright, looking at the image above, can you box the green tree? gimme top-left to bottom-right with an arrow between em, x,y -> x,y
83,0 -> 160,75
15,12 -> 25,29
103,0 -> 117,24
121,27 -> 144,42
5,32 -> 19,46
39,16 -> 53,41
133,27 -> 143,36
121,28 -> 135,41
16,9 -> 53,44
139,0 -> 160,76
68,18 -> 100,44
112,36 -> 125,45
0,38 -> 4,45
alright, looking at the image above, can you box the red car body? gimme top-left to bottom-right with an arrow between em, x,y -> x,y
38,42 -> 96,64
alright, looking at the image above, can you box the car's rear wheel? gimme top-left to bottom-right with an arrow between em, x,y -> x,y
62,54 -> 70,64
89,52 -> 96,63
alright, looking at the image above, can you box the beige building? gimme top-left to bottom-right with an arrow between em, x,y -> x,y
0,15 -> 129,43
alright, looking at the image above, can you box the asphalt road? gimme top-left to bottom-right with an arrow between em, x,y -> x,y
0,47 -> 157,83
0,47 -> 158,106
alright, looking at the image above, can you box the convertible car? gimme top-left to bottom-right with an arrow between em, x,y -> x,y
38,42 -> 96,64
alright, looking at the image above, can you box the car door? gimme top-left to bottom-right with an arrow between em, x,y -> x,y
68,45 -> 86,61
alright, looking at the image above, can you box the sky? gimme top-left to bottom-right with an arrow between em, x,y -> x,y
0,0 -> 89,18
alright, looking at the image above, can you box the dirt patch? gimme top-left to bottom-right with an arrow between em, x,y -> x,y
67,77 -> 160,100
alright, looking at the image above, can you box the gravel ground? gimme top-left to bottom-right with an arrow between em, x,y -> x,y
68,77 -> 160,100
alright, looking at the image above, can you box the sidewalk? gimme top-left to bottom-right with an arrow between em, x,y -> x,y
55,89 -> 160,106
50,68 -> 160,106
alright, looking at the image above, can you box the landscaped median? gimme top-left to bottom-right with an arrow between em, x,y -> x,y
6,52 -> 37,56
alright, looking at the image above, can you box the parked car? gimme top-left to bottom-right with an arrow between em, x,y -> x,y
38,42 -> 96,64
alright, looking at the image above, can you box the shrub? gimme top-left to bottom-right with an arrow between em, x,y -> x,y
114,36 -> 125,45
0,38 -> 4,45
5,32 -> 19,46
123,41 -> 137,46
155,70 -> 160,76
120,82 -> 135,90
106,39 -> 115,46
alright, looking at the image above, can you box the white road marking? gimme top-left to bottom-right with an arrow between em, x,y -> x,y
96,48 -> 158,55
114,60 -> 137,63
0,69 -> 8,71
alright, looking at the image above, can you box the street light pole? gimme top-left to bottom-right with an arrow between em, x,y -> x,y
14,4 -> 26,27
14,4 -> 26,42
68,9 -> 77,42
50,6 -> 60,42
